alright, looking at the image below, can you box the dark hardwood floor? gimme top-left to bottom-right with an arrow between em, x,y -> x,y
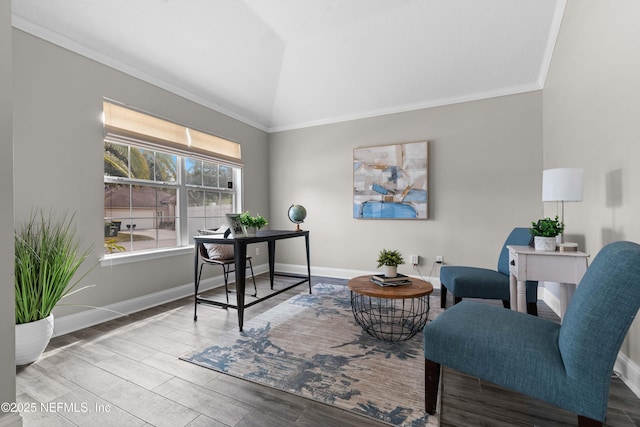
16,274 -> 640,426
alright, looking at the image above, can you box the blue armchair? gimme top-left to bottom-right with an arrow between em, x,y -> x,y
440,227 -> 539,315
424,241 -> 640,426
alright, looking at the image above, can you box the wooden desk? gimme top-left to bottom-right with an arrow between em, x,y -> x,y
194,230 -> 311,331
507,245 -> 589,320
348,275 -> 433,341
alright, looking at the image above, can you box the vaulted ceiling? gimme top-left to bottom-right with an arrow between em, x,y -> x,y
11,0 -> 565,132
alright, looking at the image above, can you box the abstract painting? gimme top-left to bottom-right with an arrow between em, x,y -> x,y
353,141 -> 428,219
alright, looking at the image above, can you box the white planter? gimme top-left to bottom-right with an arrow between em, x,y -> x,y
382,265 -> 398,278
534,236 -> 557,252
244,226 -> 257,237
16,314 -> 54,366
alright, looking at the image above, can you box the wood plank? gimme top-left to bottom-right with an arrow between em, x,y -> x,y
15,274 -> 640,427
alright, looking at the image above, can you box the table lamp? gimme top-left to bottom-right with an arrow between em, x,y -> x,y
542,168 -> 584,244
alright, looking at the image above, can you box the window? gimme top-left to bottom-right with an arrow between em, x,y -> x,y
103,101 -> 242,256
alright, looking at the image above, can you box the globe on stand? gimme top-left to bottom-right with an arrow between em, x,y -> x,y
288,204 -> 307,232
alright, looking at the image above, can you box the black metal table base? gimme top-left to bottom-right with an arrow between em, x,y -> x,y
194,230 -> 311,331
195,272 -> 310,311
350,292 -> 430,341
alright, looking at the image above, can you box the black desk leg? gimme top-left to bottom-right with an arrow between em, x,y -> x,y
193,243 -> 200,321
268,240 -> 276,290
235,241 -> 247,331
305,233 -> 311,293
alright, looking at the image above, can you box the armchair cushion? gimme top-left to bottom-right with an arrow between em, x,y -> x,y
424,302 -> 567,400
440,227 -> 538,307
424,241 -> 640,423
440,266 -> 510,300
440,266 -> 538,303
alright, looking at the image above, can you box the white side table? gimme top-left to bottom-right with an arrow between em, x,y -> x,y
507,245 -> 589,320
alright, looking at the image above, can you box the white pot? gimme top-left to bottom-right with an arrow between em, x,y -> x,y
534,236 -> 557,252
382,265 -> 397,278
244,226 -> 257,237
16,314 -> 54,366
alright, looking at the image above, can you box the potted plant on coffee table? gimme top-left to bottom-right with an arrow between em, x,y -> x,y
529,215 -> 564,251
376,248 -> 405,278
15,209 -> 92,365
238,211 -> 268,236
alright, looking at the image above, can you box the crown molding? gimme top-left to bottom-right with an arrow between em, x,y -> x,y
12,12 -> 549,135
11,14 -> 270,133
267,84 -> 543,133
537,0 -> 567,88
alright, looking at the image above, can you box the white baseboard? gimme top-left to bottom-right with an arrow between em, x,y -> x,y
540,286 -> 562,316
277,263 -> 441,288
55,263 -> 438,336
53,262 -> 638,399
0,413 -> 23,427
53,263 -> 269,336
614,348 -> 640,399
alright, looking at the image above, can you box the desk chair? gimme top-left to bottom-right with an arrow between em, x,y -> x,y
440,227 -> 538,315
195,229 -> 257,310
424,241 -> 640,426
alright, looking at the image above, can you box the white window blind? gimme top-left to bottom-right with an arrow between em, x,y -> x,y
103,101 -> 242,166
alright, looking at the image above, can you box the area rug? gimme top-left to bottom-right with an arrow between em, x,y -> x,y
181,283 -> 441,427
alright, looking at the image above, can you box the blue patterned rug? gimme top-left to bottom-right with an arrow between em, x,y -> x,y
181,283 -> 440,426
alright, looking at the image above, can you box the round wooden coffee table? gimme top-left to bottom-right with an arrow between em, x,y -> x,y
347,275 -> 433,341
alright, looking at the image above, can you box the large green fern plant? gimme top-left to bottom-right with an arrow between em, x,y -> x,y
14,210 -> 92,324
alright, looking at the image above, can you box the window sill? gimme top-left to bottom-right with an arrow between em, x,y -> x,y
101,246 -> 194,267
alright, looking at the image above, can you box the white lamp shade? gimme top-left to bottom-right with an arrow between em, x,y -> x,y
542,168 -> 584,202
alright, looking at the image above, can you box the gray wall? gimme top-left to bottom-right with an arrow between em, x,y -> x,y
0,0 -> 17,424
12,30 -> 270,317
543,0 -> 640,366
10,0 -> 639,405
269,92 -> 543,276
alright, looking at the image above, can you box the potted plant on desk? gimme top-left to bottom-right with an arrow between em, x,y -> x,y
238,211 -> 268,237
529,215 -> 564,251
376,249 -> 405,278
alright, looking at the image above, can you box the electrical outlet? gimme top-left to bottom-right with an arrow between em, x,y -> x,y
256,247 -> 260,256
410,254 -> 419,265
435,255 -> 444,264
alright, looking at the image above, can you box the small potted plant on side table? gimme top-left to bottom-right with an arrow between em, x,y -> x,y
376,249 -> 405,278
529,215 -> 564,251
238,211 -> 268,237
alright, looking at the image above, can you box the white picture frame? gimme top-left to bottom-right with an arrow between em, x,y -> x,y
225,213 -> 247,238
